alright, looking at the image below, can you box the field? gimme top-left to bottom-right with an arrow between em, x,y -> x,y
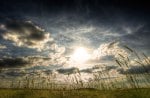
0,45 -> 150,98
0,88 -> 150,98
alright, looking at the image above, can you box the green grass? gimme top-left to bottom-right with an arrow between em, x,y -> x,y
0,88 -> 149,98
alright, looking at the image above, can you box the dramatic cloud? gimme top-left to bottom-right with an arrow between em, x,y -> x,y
1,21 -> 53,51
0,57 -> 28,68
28,56 -> 67,66
26,56 -> 52,66
0,55 -> 68,69
57,67 -> 79,75
0,0 -> 149,88
5,71 -> 26,77
92,42 -> 129,60
118,65 -> 150,74
118,57 -> 150,74
0,57 -> 48,68
0,20 -> 67,68
80,65 -> 119,74
49,43 -> 66,54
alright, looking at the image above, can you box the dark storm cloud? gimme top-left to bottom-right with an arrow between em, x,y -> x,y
80,68 -> 93,73
80,65 -> 118,73
0,56 -> 52,68
79,64 -> 150,75
79,65 -> 103,73
100,56 -> 115,62
0,57 -> 28,67
56,65 -> 115,75
0,19 -> 66,60
5,21 -> 46,40
5,71 -> 26,77
118,65 -> 150,74
57,67 -> 79,75
42,70 -> 53,75
26,66 -> 52,71
105,65 -> 118,71
1,20 -> 51,51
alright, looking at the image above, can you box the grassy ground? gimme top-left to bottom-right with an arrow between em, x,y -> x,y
0,88 -> 149,98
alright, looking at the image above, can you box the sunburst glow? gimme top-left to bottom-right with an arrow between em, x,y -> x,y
71,47 -> 90,64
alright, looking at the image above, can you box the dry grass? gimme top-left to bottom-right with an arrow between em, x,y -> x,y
0,46 -> 150,97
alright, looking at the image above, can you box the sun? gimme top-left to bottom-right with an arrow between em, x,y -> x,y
71,47 -> 90,64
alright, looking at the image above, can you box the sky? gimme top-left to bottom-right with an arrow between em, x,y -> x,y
0,0 -> 150,87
